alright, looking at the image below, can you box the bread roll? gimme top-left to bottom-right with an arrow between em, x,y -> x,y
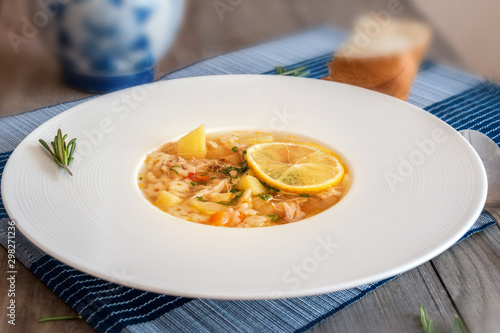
323,16 -> 431,101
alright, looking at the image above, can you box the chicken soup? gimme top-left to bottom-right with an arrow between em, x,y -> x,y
139,125 -> 349,227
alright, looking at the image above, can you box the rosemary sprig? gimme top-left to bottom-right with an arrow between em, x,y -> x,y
419,305 -> 467,333
452,315 -> 467,333
420,305 -> 434,333
38,315 -> 82,323
276,65 -> 310,77
39,129 -> 76,176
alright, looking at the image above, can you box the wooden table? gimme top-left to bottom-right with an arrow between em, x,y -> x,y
1,1 -> 500,332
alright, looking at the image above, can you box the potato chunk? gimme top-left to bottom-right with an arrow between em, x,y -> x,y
177,124 -> 207,159
210,193 -> 234,202
156,191 -> 182,210
189,199 -> 227,214
237,175 -> 267,196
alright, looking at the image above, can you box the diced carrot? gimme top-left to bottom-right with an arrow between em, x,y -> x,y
209,211 -> 230,226
187,172 -> 210,182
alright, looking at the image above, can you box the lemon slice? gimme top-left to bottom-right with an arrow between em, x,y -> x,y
245,142 -> 345,193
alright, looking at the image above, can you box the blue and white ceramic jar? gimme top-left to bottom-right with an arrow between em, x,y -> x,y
50,0 -> 184,92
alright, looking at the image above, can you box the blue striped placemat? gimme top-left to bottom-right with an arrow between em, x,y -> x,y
0,26 -> 498,332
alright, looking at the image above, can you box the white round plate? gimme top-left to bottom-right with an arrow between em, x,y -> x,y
2,75 -> 487,299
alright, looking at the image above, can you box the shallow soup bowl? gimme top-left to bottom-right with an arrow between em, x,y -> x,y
1,75 -> 486,299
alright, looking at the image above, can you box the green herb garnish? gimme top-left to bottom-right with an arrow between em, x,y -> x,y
230,191 -> 244,203
39,129 -> 77,176
231,146 -> 238,152
242,150 -> 247,155
219,164 -> 237,180
263,182 -> 280,194
268,214 -> 282,223
216,190 -> 243,206
259,193 -> 271,201
190,181 -> 196,187
139,177 -> 143,180
237,160 -> 248,174
169,166 -> 181,174
276,65 -> 309,77
211,177 -> 217,180
195,196 -> 207,202
215,201 -> 233,206
300,194 -> 310,197
219,163 -> 248,182
38,315 -> 82,323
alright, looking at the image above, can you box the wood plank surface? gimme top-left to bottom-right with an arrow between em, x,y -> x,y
431,226 -> 500,333
0,244 -> 462,333
0,247 -> 94,333
310,263 -> 458,333
0,0 -> 462,117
